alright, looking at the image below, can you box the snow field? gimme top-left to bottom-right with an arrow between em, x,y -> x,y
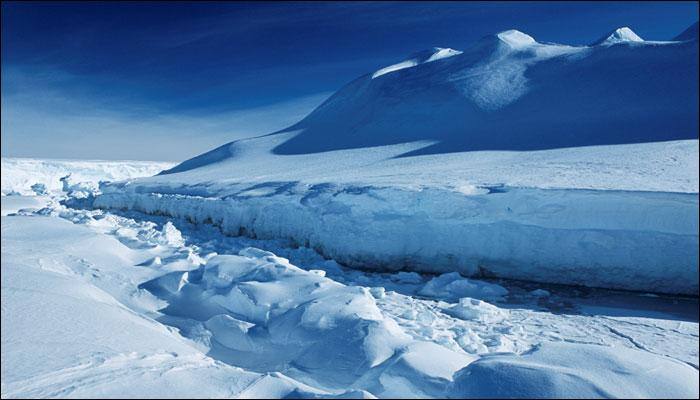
3,186 -> 697,397
1,157 -> 174,196
2,174 -> 698,398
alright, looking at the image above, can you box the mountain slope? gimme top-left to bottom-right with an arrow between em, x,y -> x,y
267,27 -> 697,157
161,25 -> 698,173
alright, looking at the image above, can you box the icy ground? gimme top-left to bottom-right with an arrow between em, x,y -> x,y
1,161 -> 698,398
1,157 -> 174,196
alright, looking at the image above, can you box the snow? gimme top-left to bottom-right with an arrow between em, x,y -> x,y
87,25 -> 698,295
92,141 -> 699,295
449,341 -> 699,398
271,27 -> 696,155
1,157 -> 174,196
2,165 -> 698,397
1,216 -> 271,398
3,22 -> 699,398
425,47 -> 462,62
418,272 -> 508,302
1,194 -> 51,216
0,211 -> 392,398
371,47 -> 462,79
443,298 -> 509,323
496,29 -> 537,48
592,27 -> 644,45
3,184 -> 698,397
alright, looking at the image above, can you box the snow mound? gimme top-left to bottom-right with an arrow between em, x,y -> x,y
443,297 -> 508,323
593,27 -> 644,45
448,341 -> 699,398
140,247 -> 481,394
496,29 -> 537,49
418,272 -> 508,302
5,187 -> 698,397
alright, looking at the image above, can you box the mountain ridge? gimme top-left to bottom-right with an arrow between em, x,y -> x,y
162,23 -> 699,175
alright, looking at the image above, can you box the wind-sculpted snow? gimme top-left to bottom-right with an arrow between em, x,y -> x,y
4,193 -> 698,397
448,341 -> 699,398
139,249 -> 486,395
2,198 -> 697,398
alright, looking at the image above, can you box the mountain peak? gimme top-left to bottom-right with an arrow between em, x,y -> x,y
495,29 -> 537,48
593,27 -> 643,45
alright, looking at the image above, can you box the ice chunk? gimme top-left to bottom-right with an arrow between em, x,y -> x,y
30,183 -> 47,196
419,272 -> 508,302
443,297 -> 508,323
370,287 -> 386,299
161,222 -> 185,247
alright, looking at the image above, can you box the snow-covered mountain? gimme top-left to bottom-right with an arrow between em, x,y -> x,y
95,25 -> 699,295
164,25 -> 697,174
273,26 -> 696,156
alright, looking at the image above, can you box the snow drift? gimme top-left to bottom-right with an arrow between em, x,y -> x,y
6,208 -> 696,397
94,25 -> 699,295
448,341 -> 699,398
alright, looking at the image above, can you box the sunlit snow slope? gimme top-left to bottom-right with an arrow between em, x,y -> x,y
96,26 -> 700,295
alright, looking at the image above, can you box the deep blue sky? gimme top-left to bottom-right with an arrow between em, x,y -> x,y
2,1 -> 698,160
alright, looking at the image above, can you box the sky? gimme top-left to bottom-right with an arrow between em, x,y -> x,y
2,1 -> 698,161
